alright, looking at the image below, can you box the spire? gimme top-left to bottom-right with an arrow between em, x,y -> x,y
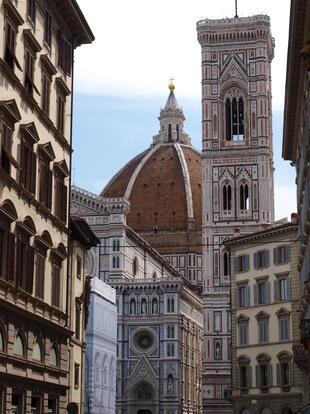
152,81 -> 191,146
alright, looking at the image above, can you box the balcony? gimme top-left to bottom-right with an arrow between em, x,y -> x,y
293,343 -> 310,370
301,319 -> 310,340
295,404 -> 310,414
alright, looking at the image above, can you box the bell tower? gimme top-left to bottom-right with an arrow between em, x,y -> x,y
197,14 -> 275,413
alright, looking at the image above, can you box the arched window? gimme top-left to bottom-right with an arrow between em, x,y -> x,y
133,257 -> 138,277
223,251 -> 229,276
0,328 -> 4,351
32,342 -> 42,362
168,124 -> 172,141
176,124 -> 179,140
223,184 -> 232,211
112,256 -> 120,269
240,183 -> 249,210
226,96 -> 244,141
13,334 -> 24,356
50,345 -> 58,366
170,298 -> 175,312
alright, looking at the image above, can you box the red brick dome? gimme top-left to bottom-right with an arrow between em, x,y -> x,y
101,143 -> 202,234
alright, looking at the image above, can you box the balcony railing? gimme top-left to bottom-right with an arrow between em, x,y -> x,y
295,404 -> 310,414
293,343 -> 310,370
301,319 -> 310,340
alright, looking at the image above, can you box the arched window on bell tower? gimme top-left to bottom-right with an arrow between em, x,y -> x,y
176,124 -> 179,140
240,183 -> 249,210
223,184 -> 232,211
223,251 -> 229,277
225,95 -> 244,141
168,124 -> 172,141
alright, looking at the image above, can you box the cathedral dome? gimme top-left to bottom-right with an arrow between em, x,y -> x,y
101,142 -> 202,234
101,84 -> 202,249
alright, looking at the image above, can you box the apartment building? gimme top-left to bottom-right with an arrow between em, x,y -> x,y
225,219 -> 303,414
0,1 -> 93,412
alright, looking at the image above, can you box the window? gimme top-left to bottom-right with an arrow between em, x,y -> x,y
58,34 -> 72,76
254,250 -> 269,269
75,301 -> 81,340
0,328 -> 4,351
76,255 -> 81,279
4,19 -> 22,71
32,342 -> 42,362
113,239 -> 120,252
25,48 -> 35,95
112,256 -> 120,269
279,317 -> 290,341
236,358 -> 251,391
74,363 -> 79,388
236,285 -> 249,308
133,257 -> 138,276
256,354 -> 272,391
44,11 -> 52,48
167,325 -> 175,338
254,281 -> 270,305
234,254 -> 249,273
223,251 -> 229,276
14,334 -> 24,356
11,393 -> 24,414
49,346 -> 57,366
35,251 -> 45,299
51,263 -> 60,308
273,245 -> 290,265
167,343 -> 175,357
27,0 -> 36,24
56,93 -> 65,134
1,122 -> 19,175
239,322 -> 248,346
277,353 -> 293,389
226,96 -> 244,141
222,184 -> 232,211
20,133 -> 37,194
39,150 -> 53,209
16,231 -> 35,294
167,297 -> 175,313
47,398 -> 57,414
30,396 -> 41,414
54,172 -> 67,222
258,319 -> 269,343
168,124 -> 172,141
0,225 -> 15,282
240,183 -> 249,210
274,276 -> 290,302
42,71 -> 51,115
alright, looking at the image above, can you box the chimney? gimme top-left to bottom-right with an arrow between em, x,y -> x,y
291,212 -> 298,224
234,227 -> 240,237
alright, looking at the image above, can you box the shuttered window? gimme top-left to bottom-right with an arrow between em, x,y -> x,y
44,11 -> 52,48
255,281 -> 270,305
273,245 -> 290,265
27,0 -> 36,24
0,228 -> 15,282
39,158 -> 52,209
254,250 -> 269,269
42,71 -> 51,115
5,19 -> 21,71
1,122 -> 19,175
16,236 -> 34,294
51,263 -> 60,307
55,174 -> 67,222
58,35 -> 72,76
277,361 -> 293,387
237,285 -> 249,307
25,48 -> 35,95
239,323 -> 248,346
279,317 -> 289,341
20,136 -> 36,194
258,319 -> 269,343
234,254 -> 249,272
57,93 -> 65,134
35,252 -> 45,299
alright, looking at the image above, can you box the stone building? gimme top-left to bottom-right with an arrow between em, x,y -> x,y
70,191 -> 203,414
84,277 -> 117,414
68,217 -> 99,413
197,14 -> 275,413
282,0 -> 310,411
225,218 -> 303,414
0,0 -> 93,412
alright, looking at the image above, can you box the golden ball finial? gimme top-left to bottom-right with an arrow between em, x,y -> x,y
168,77 -> 175,92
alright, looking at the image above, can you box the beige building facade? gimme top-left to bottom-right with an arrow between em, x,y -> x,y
225,220 -> 303,414
283,0 -> 310,411
0,0 -> 93,413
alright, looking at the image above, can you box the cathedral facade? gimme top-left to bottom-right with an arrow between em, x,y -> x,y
197,14 -> 275,413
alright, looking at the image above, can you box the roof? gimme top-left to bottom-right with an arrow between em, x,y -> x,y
54,0 -> 95,46
224,222 -> 298,249
101,143 -> 202,234
70,216 -> 99,248
282,0 -> 308,160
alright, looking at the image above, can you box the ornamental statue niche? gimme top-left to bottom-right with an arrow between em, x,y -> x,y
152,298 -> 158,314
141,299 -> 147,315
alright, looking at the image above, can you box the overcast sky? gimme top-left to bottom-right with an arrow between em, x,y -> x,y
72,0 -> 295,220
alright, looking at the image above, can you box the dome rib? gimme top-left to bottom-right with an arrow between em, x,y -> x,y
174,143 -> 194,220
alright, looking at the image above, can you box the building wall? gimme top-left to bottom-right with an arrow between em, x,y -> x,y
229,224 -> 303,414
197,15 -> 275,413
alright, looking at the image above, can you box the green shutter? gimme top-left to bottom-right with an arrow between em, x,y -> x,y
254,284 -> 258,305
273,247 -> 278,265
264,250 -> 269,267
246,285 -> 250,307
287,278 -> 291,300
254,253 -> 258,269
245,254 -> 249,271
266,282 -> 270,303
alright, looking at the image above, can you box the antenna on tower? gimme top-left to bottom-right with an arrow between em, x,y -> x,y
234,0 -> 238,18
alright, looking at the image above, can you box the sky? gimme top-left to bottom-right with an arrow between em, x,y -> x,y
71,0 -> 295,220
